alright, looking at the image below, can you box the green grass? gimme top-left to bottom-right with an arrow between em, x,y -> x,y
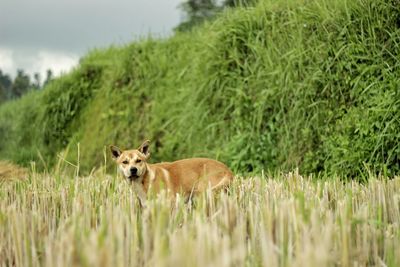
1,168 -> 399,266
0,0 -> 399,177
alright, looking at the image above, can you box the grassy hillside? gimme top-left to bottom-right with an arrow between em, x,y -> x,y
1,170 -> 400,266
0,0 -> 399,177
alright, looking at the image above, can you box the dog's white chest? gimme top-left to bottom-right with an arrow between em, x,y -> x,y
132,182 -> 147,207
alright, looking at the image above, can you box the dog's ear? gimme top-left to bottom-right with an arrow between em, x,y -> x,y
138,140 -> 150,158
110,145 -> 122,160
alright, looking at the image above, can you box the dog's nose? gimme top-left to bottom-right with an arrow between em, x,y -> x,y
130,167 -> 138,176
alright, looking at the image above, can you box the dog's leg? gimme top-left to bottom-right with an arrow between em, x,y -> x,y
210,175 -> 232,192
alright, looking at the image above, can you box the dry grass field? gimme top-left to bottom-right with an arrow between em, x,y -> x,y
1,166 -> 399,267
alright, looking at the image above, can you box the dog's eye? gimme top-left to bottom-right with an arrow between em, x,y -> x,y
136,159 -> 142,163
122,160 -> 129,164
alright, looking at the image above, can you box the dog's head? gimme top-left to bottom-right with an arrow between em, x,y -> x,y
110,140 -> 150,182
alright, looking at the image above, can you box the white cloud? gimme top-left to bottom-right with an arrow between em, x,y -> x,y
0,48 -> 15,75
1,0 -> 182,82
29,51 -> 79,80
0,47 -> 79,83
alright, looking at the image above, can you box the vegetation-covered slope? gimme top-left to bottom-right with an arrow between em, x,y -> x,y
0,0 -> 399,177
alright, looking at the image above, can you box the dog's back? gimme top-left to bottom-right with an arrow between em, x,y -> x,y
149,158 -> 233,195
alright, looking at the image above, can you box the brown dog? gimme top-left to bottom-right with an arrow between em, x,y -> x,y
110,140 -> 233,205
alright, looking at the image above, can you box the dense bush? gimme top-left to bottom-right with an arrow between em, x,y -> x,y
0,0 -> 399,178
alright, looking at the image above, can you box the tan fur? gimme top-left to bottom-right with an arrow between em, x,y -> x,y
0,161 -> 28,181
110,141 -> 233,203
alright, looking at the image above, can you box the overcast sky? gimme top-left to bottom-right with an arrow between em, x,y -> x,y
0,0 -> 183,80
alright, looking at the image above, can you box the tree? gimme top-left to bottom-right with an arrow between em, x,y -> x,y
33,72 -> 41,90
223,0 -> 257,7
0,85 -> 6,103
0,69 -> 12,101
175,0 -> 258,32
175,0 -> 220,32
11,69 -> 31,98
43,69 -> 53,87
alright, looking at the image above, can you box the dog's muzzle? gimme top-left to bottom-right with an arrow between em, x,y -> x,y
128,167 -> 139,181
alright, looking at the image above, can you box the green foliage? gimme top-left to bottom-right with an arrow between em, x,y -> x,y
175,0 -> 258,32
43,69 -> 54,88
0,68 -> 50,104
0,91 -> 43,164
0,0 -> 399,178
0,86 -> 6,104
223,0 -> 258,7
0,70 -> 12,102
11,70 -> 31,98
42,64 -> 102,152
175,0 -> 221,32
